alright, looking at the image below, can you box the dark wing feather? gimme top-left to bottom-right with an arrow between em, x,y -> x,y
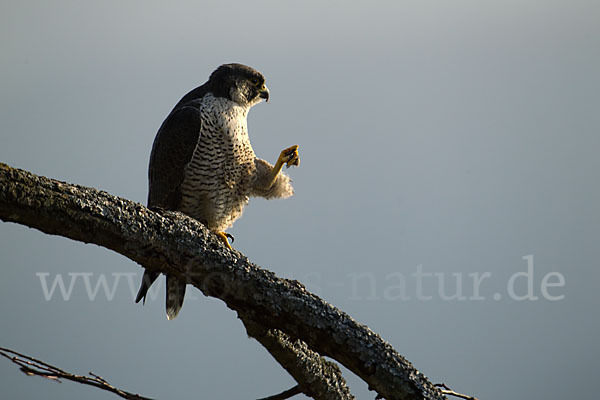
136,96 -> 204,307
137,85 -> 208,315
147,104 -> 202,210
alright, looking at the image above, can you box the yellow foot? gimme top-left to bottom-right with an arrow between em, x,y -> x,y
278,145 -> 300,168
215,231 -> 234,250
269,145 -> 300,188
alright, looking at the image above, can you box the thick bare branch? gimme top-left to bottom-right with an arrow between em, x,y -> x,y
0,162 -> 446,400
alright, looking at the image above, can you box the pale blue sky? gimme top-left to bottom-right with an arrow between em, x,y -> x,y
1,1 -> 599,399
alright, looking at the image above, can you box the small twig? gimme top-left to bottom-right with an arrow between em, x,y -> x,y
0,347 -> 153,400
90,372 -> 110,384
257,385 -> 303,400
434,383 -> 479,400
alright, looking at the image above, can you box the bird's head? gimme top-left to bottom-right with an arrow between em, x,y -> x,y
208,63 -> 270,107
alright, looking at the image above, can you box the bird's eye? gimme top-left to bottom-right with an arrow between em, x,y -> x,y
250,78 -> 260,86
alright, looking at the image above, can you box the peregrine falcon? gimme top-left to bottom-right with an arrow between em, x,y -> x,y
135,63 -> 299,319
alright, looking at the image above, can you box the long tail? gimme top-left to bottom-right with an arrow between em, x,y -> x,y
166,276 -> 186,320
135,269 -> 160,304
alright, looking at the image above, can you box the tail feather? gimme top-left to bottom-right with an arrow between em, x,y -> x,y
166,276 -> 186,320
135,269 -> 160,304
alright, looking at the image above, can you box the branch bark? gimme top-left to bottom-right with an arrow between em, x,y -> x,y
0,162 -> 446,400
243,317 -> 354,399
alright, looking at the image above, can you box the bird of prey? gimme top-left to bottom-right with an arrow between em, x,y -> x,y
135,63 -> 299,319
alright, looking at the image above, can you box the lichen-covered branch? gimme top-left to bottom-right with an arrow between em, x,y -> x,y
242,316 -> 354,400
0,162 -> 446,400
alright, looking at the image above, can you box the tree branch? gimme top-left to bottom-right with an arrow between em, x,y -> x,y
434,384 -> 479,400
0,347 -> 153,400
257,385 -> 302,400
243,316 -> 354,399
0,162 -> 446,400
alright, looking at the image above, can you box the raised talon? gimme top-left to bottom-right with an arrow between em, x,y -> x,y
269,145 -> 300,187
215,231 -> 233,250
278,145 -> 300,169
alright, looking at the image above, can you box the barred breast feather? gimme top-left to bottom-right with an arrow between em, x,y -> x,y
179,94 -> 257,231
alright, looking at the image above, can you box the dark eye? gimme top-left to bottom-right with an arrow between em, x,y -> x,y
250,78 -> 260,86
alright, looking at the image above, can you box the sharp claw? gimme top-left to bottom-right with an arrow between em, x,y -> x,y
286,153 -> 300,168
215,231 -> 234,249
226,233 -> 235,243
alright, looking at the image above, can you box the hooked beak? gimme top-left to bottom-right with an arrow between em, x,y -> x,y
259,85 -> 270,102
